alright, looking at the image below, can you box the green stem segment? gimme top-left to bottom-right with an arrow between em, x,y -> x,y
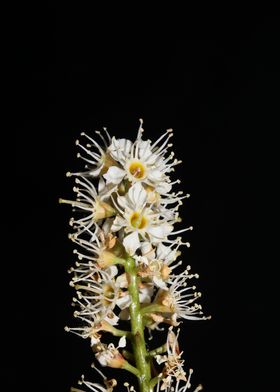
125,256 -> 152,392
141,304 -> 170,315
147,344 -> 167,358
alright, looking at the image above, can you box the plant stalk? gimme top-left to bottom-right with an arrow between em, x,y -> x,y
125,256 -> 152,392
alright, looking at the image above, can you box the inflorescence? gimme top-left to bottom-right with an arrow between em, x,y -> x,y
60,119 -> 210,392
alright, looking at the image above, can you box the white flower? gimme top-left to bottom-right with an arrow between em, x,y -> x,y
70,224 -> 125,269
69,264 -> 121,325
154,268 -> 210,321
111,182 -> 174,255
137,257 -> 171,289
156,242 -> 183,270
59,177 -> 116,234
67,129 -> 118,177
104,119 -> 182,194
136,241 -> 185,289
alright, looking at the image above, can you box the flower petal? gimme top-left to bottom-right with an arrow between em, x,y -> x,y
116,273 -> 128,288
157,243 -> 177,264
139,286 -> 153,303
148,169 -> 164,182
123,231 -> 140,255
111,215 -> 127,232
118,335 -> 126,348
153,276 -> 168,289
156,182 -> 172,194
109,137 -> 132,163
128,182 -> 147,210
103,166 -> 126,184
141,241 -> 156,260
148,224 -> 173,241
116,294 -> 131,310
106,265 -> 118,278
104,312 -> 119,326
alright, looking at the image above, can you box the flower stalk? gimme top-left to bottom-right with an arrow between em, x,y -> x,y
124,256 -> 151,392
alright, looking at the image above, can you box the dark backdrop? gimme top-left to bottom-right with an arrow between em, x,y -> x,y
11,9 -> 277,392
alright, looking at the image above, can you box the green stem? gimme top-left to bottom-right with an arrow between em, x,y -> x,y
140,304 -> 170,315
122,349 -> 135,362
125,256 -> 152,392
107,326 -> 131,338
147,343 -> 167,358
149,375 -> 162,390
122,360 -> 141,377
112,257 -> 126,266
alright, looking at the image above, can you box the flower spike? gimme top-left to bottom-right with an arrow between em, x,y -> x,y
61,120 -> 210,392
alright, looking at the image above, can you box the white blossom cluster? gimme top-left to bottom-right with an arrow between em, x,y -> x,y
61,120 -> 209,392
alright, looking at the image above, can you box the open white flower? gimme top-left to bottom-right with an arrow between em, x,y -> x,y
136,241 -> 184,289
111,182 -> 173,255
70,224 -> 126,269
67,128 -> 119,178
69,264 -> 121,325
103,119 -> 182,194
154,268 -> 210,321
59,177 -> 116,235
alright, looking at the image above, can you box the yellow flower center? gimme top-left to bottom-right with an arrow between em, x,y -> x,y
130,211 -> 148,229
128,161 -> 146,179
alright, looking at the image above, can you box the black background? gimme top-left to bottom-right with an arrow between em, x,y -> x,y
10,8 -> 278,392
